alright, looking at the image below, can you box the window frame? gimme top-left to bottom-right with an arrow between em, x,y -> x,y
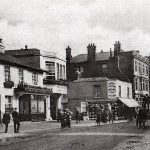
4,65 -> 11,81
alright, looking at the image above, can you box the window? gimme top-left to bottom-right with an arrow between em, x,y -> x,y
32,73 -> 38,85
135,61 -> 137,71
94,85 -> 101,97
127,87 -> 130,98
119,86 -> 121,97
142,78 -> 145,91
102,64 -> 107,73
45,62 -> 55,80
60,64 -> 62,78
5,96 -> 13,113
75,66 -> 83,73
63,65 -> 65,79
146,66 -> 148,76
57,63 -> 59,80
4,66 -> 11,81
139,63 -> 142,74
134,78 -> 138,90
143,65 -> 145,75
19,69 -> 24,83
146,80 -> 149,91
139,78 -> 142,91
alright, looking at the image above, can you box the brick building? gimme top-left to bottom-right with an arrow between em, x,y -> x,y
66,41 -> 150,107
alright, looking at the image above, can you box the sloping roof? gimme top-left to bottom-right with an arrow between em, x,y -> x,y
0,52 -> 44,73
71,52 -> 110,63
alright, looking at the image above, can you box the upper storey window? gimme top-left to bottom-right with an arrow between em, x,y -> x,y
32,73 -> 38,85
19,69 -> 24,83
45,62 -> 55,80
4,66 -> 11,81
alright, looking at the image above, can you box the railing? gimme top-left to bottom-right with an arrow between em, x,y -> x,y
3,81 -> 14,88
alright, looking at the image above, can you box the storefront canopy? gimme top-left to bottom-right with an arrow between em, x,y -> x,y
118,98 -> 140,108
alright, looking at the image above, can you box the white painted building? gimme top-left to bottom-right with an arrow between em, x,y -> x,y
0,52 -> 52,121
5,47 -> 67,120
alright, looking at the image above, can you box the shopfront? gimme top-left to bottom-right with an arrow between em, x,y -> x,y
15,83 -> 52,121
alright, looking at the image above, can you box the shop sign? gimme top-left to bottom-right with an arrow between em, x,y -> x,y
16,83 -> 53,94
81,102 -> 87,113
108,82 -> 116,99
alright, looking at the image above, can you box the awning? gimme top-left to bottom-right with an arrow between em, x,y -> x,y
118,98 -> 140,107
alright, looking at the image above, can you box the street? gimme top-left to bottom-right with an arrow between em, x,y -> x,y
0,120 -> 150,150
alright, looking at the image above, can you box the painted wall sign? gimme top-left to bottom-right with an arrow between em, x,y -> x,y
108,82 -> 116,99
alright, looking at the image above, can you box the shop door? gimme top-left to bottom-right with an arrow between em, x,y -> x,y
50,95 -> 58,120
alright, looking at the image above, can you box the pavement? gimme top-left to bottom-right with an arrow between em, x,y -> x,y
0,119 -> 127,140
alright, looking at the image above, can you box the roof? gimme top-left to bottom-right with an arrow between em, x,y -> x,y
0,52 -> 44,73
71,52 -> 110,63
5,48 -> 40,56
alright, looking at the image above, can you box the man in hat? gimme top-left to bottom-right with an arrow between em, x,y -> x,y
3,109 -> 11,133
12,108 -> 20,133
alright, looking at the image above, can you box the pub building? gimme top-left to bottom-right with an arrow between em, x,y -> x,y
0,50 -> 52,121
5,47 -> 68,120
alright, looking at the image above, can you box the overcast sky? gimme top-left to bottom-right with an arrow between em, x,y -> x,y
0,0 -> 150,57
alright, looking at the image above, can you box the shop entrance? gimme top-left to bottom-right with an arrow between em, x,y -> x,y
19,94 -> 46,121
50,94 -> 59,120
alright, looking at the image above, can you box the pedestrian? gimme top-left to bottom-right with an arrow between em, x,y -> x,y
2,110 -> 11,133
12,108 -> 20,133
75,109 -> 79,123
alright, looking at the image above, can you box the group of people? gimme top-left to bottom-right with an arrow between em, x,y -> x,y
57,108 -> 73,128
2,108 -> 20,133
136,107 -> 148,129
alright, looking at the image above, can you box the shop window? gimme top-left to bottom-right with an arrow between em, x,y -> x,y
19,68 -> 24,83
4,66 -> 11,81
94,85 -> 101,98
45,61 -> 55,80
32,73 -> 38,85
5,96 -> 13,113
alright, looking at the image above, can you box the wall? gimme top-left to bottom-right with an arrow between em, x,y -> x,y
0,63 -> 44,118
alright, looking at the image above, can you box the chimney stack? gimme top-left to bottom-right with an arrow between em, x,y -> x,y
66,46 -> 72,62
87,43 -> 96,61
25,45 -> 28,50
0,38 -> 5,53
114,41 -> 121,57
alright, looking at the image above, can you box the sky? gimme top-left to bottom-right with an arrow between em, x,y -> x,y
0,0 -> 150,57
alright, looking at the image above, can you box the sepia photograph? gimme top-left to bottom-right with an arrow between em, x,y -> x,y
0,0 -> 150,149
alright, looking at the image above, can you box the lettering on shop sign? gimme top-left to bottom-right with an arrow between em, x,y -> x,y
108,82 -> 116,98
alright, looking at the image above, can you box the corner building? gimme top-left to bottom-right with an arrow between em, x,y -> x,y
5,46 -> 67,120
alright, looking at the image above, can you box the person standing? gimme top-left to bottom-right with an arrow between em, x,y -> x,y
3,110 -> 11,133
12,108 -> 20,133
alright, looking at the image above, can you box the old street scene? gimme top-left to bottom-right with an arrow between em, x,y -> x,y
0,1 -> 150,150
